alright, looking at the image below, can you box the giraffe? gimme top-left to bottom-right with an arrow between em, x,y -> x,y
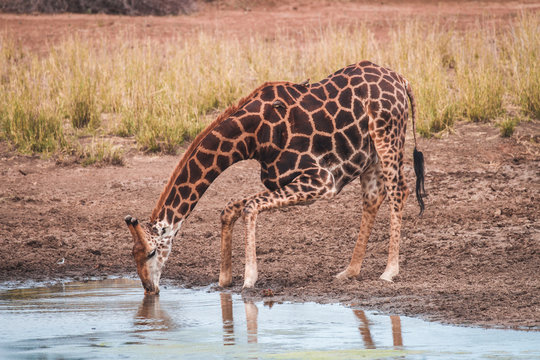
124,60 -> 426,295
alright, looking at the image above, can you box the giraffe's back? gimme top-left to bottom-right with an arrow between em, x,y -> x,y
251,61 -> 410,192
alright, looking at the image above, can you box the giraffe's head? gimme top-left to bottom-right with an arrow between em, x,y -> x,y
124,215 -> 176,295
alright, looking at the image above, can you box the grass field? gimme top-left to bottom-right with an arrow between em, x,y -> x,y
0,13 -> 538,162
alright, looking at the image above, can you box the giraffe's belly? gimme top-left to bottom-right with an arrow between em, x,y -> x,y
259,123 -> 376,192
329,153 -> 378,193
325,139 -> 377,193
312,121 -> 377,192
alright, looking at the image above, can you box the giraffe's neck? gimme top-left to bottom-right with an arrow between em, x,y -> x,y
151,115 -> 258,231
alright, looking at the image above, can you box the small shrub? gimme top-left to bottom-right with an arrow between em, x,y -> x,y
497,118 -> 518,138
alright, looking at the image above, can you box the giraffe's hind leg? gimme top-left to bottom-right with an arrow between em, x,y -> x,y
241,167 -> 337,288
368,112 -> 410,282
336,161 -> 386,280
379,166 -> 409,283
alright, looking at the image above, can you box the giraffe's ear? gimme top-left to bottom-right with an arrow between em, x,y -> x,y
272,100 -> 286,109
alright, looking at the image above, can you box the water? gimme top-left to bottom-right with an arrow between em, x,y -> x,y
0,279 -> 538,360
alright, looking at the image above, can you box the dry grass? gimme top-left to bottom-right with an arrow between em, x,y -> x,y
0,14 -> 538,161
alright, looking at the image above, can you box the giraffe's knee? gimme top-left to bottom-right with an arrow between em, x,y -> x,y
220,208 -> 232,226
389,185 -> 409,212
398,178 -> 410,201
403,184 -> 410,201
221,201 -> 242,225
242,201 -> 258,220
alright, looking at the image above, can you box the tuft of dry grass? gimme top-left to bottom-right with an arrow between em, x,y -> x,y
76,139 -> 124,166
497,117 -> 519,138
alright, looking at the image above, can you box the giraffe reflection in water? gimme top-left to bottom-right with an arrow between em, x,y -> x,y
220,293 -> 235,345
354,309 -> 403,349
219,293 -> 403,349
220,293 -> 258,345
134,295 -> 174,332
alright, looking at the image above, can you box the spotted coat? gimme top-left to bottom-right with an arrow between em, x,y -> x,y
126,60 -> 425,293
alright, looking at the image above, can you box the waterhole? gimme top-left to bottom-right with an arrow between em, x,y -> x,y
0,278 -> 538,359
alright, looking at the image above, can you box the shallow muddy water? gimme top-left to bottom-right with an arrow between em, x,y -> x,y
0,279 -> 538,359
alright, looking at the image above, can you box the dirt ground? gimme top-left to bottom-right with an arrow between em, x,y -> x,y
2,1 -> 540,53
1,121 -> 539,329
1,1 -> 540,330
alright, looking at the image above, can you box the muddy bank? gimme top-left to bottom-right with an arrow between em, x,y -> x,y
1,122 -> 539,329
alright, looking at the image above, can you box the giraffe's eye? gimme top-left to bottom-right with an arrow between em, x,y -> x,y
147,249 -> 157,259
151,226 -> 159,235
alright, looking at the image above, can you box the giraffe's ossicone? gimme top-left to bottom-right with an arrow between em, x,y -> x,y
125,60 -> 426,294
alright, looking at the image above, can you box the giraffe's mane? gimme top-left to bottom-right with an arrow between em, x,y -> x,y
150,81 -> 276,223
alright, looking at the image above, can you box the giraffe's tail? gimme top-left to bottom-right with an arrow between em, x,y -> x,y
413,147 -> 425,216
405,81 -> 426,216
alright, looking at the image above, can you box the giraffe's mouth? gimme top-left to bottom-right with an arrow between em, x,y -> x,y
138,263 -> 162,295
142,280 -> 160,295
144,287 -> 160,295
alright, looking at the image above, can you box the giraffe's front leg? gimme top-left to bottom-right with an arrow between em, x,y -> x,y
242,207 -> 259,288
219,200 -> 245,287
240,168 -> 337,289
219,222 -> 234,287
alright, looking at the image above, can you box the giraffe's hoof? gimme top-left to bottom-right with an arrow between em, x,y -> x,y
131,217 -> 139,226
124,215 -> 132,224
218,276 -> 233,288
336,267 -> 360,281
242,278 -> 257,289
243,266 -> 258,289
336,270 -> 352,281
379,271 -> 398,282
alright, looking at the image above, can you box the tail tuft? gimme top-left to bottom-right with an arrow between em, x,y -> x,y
406,80 -> 425,216
413,147 -> 426,216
